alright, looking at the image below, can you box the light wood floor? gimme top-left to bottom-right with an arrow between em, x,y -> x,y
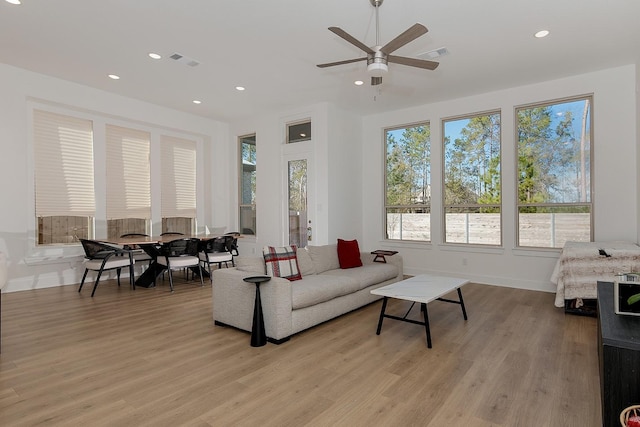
0,276 -> 601,426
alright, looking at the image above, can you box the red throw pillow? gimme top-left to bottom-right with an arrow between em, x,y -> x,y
337,239 -> 363,269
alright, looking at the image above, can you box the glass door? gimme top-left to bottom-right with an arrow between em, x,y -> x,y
288,159 -> 308,248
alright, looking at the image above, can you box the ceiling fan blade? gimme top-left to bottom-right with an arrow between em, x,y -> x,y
328,27 -> 375,54
371,76 -> 383,86
388,55 -> 439,70
317,57 -> 367,68
380,23 -> 428,55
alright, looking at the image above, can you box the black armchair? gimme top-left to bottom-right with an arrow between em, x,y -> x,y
78,239 -> 135,297
156,238 -> 204,291
198,237 -> 233,278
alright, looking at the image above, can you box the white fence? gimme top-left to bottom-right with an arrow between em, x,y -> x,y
387,213 -> 590,247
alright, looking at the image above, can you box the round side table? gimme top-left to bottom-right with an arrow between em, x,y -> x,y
243,275 -> 271,347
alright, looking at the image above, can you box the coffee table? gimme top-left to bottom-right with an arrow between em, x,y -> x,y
371,274 -> 469,348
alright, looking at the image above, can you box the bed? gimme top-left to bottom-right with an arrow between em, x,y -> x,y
551,241 -> 640,308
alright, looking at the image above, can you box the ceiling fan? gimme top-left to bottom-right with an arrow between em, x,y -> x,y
317,0 -> 439,86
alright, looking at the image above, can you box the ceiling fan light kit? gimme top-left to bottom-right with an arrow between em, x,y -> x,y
318,0 -> 439,86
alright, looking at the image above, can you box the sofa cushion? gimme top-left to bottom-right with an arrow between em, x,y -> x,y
321,263 -> 398,290
296,247 -> 316,276
263,245 -> 302,281
235,256 -> 267,274
307,244 -> 339,274
291,274 -> 361,309
337,238 -> 363,269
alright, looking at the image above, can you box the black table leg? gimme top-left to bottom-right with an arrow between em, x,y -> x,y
421,302 -> 432,348
251,283 -> 267,347
376,297 -> 389,335
457,288 -> 468,320
134,262 -> 164,288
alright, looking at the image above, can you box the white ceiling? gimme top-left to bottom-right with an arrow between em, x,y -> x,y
1,0 -> 639,123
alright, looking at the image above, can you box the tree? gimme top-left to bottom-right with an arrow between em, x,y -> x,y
444,113 -> 501,206
517,101 -> 587,206
386,126 -> 430,206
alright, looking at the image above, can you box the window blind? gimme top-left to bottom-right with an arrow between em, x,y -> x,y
34,110 -> 95,217
106,125 -> 151,219
160,135 -> 196,218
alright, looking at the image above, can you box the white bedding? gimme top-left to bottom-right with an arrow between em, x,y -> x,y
551,241 -> 640,307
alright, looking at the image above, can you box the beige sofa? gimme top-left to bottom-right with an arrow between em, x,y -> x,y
212,244 -> 403,343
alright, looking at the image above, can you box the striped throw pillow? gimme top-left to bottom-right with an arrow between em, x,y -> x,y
262,245 -> 302,281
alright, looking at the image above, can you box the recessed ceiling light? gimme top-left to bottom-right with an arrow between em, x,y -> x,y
235,86 -> 245,91
148,53 -> 162,60
534,30 -> 550,38
354,80 -> 364,86
192,100 -> 201,104
108,74 -> 120,80
300,133 -> 306,137
5,0 -> 21,5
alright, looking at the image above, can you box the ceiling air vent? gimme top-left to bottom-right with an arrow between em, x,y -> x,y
417,47 -> 449,60
169,52 -> 200,67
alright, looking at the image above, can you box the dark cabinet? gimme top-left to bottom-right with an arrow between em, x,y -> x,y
597,281 -> 640,427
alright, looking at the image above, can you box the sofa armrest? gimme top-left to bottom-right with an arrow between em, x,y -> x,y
361,251 -> 404,281
212,267 -> 293,340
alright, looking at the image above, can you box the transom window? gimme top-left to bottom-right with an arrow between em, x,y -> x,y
384,123 -> 431,241
516,96 -> 593,248
286,120 -> 311,144
443,111 -> 501,245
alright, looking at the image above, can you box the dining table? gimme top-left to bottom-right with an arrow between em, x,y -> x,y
106,233 -> 240,288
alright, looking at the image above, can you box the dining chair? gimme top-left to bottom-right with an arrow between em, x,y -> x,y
78,239 -> 135,297
156,238 -> 204,291
160,232 -> 184,236
198,237 -> 233,279
119,233 -> 153,274
224,233 -> 240,263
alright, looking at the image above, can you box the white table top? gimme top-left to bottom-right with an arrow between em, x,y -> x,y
371,274 -> 469,304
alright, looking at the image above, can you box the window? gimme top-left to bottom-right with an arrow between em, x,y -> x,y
516,97 -> 592,248
384,123 -> 431,241
288,159 -> 307,247
443,111 -> 501,245
239,134 -> 256,235
286,120 -> 311,144
161,135 -> 197,235
34,110 -> 95,245
105,125 -> 151,239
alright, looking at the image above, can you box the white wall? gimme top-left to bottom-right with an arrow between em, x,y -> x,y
0,63 -> 229,292
326,105 -> 363,242
362,64 -> 638,292
229,102 -> 364,256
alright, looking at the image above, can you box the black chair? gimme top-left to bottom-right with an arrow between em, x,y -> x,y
224,233 -> 240,262
156,238 -> 203,291
198,237 -> 233,279
119,233 -> 153,272
78,239 -> 135,297
160,232 -> 184,236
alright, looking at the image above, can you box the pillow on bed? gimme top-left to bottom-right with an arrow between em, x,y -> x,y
263,245 -> 302,281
